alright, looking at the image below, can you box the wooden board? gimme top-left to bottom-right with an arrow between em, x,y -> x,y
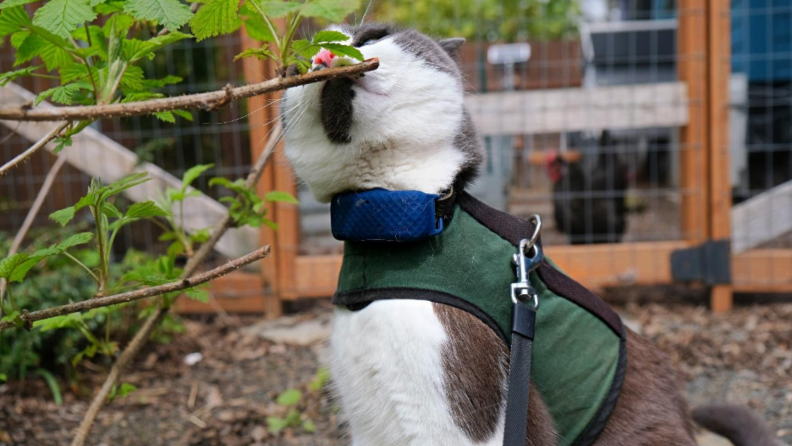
465,82 -> 689,136
731,179 -> 792,253
0,82 -> 259,260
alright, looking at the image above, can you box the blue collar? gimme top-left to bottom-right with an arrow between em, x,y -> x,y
331,188 -> 456,242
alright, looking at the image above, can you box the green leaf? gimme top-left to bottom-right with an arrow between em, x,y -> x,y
276,388 -> 302,406
153,111 -> 175,123
290,39 -> 317,59
302,419 -> 316,433
125,201 -> 169,219
102,201 -> 123,218
102,12 -> 134,37
56,232 -> 94,250
0,373 -> 6,382
300,0 -> 360,22
36,82 -> 89,106
14,34 -> 47,66
35,369 -> 63,405
233,46 -> 276,62
318,43 -> 363,62
312,30 -> 349,44
253,0 -> 301,18
240,3 -> 274,42
126,31 -> 192,61
184,287 -> 208,302
124,0 -> 194,33
267,416 -> 288,434
10,29 -> 29,48
0,233 -> 91,282
53,135 -> 72,153
0,65 -> 41,86
120,65 -> 146,90
49,207 -> 77,226
265,191 -> 298,204
0,6 -> 31,38
0,253 -> 29,280
32,0 -> 97,38
189,0 -> 239,41
0,0 -> 38,10
172,109 -> 193,121
181,164 -> 213,190
118,382 -> 137,397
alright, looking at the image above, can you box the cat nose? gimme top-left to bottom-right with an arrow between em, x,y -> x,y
314,48 -> 336,68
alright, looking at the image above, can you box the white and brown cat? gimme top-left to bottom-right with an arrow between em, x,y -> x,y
282,23 -> 779,446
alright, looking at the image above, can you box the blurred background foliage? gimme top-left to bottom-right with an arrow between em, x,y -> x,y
371,0 -> 581,41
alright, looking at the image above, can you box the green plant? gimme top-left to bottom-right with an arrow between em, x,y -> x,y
267,367 -> 330,435
209,176 -> 299,229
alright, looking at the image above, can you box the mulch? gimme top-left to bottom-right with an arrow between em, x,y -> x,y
1,300 -> 790,445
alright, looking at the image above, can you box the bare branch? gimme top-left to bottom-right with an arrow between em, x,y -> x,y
0,153 -> 68,304
0,59 -> 379,122
70,123 -> 283,446
0,122 -> 69,175
0,245 -> 270,331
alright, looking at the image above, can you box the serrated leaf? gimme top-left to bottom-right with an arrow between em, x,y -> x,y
253,0 -> 301,18
181,164 -> 213,190
319,43 -> 363,61
0,65 -> 41,87
312,30 -> 348,44
171,109 -> 193,121
102,13 -> 134,38
0,6 -> 31,38
124,0 -> 193,33
189,0 -> 240,41
265,191 -> 298,204
0,253 -> 29,280
276,388 -> 302,406
300,0 -> 360,23
127,31 -> 191,61
126,201 -> 168,219
9,29 -> 29,48
153,111 -> 175,123
53,135 -> 72,153
102,201 -> 123,218
49,206 -> 76,226
32,0 -> 97,38
290,39 -> 317,59
56,232 -> 94,250
120,65 -> 145,90
0,0 -> 38,10
38,41 -> 73,71
36,82 -> 88,106
14,34 -> 47,66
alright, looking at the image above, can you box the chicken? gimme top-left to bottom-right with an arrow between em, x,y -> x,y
544,131 -> 628,244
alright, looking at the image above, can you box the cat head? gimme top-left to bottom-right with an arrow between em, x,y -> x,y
282,23 -> 482,203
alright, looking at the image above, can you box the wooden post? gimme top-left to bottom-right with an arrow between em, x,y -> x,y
678,0 -> 710,244
239,28 -> 299,317
707,0 -> 733,312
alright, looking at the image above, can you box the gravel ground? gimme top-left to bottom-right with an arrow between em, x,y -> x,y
1,300 -> 790,446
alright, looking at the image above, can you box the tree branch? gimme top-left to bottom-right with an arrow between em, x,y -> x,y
0,245 -> 270,331
0,122 -> 69,175
69,123 -> 283,446
0,59 -> 379,122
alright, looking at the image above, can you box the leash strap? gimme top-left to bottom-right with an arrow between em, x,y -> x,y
504,303 -> 537,446
503,217 -> 543,446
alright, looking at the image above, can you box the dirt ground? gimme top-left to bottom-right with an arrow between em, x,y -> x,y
1,298 -> 790,446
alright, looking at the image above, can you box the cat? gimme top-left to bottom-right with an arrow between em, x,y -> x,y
282,23 -> 777,446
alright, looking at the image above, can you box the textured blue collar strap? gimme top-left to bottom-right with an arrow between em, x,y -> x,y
331,188 -> 455,242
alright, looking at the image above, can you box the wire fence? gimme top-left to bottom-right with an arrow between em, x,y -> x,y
2,0 -> 791,313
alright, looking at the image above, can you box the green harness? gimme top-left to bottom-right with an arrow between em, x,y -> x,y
333,192 -> 626,446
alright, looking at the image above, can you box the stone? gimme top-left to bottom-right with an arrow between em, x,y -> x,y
243,314 -> 332,346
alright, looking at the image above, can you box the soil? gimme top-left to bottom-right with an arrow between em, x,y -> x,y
1,300 -> 790,446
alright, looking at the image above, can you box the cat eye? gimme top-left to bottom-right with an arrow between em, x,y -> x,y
360,38 -> 378,47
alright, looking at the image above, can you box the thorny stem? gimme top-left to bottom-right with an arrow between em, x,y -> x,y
0,122 -> 70,176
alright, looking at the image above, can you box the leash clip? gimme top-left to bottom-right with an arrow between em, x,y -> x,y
511,215 -> 543,309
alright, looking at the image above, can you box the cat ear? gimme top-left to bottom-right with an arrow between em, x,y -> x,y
438,37 -> 465,64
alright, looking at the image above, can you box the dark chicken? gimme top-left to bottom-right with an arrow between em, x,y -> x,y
545,132 -> 628,244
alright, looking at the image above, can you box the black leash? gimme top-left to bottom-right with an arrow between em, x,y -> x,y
503,217 -> 543,446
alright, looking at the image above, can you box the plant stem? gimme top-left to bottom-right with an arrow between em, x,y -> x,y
0,121 -> 69,175
279,12 -> 303,67
63,252 -> 101,285
249,0 -> 280,48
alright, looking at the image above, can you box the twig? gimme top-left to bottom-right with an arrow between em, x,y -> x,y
0,60 -> 379,122
70,123 -> 283,446
0,246 -> 270,331
0,122 -> 69,175
0,152 -> 68,304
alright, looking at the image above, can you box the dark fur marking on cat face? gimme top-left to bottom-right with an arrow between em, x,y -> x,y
320,77 -> 356,144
